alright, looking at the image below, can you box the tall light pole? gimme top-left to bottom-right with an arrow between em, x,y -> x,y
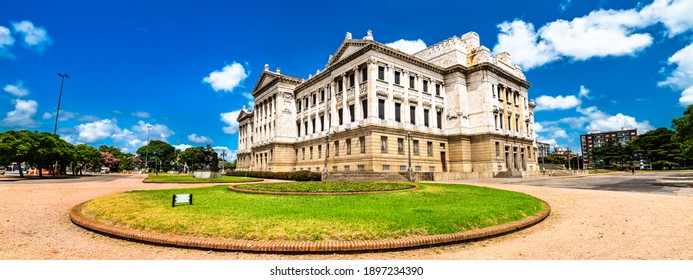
220,150 -> 227,173
145,125 -> 152,171
406,130 -> 413,181
54,73 -> 70,135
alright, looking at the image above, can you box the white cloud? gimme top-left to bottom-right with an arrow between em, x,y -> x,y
203,62 -> 248,92
110,120 -> 175,153
11,20 -> 52,53
385,39 -> 427,54
3,80 -> 29,97
493,20 -> 558,70
76,119 -> 122,143
576,106 -> 654,133
77,115 -> 100,122
42,110 -> 77,121
187,133 -> 213,144
1,99 -> 39,127
173,144 -> 193,151
0,26 -> 15,59
535,95 -> 581,111
578,85 -> 591,99
131,111 -> 150,118
551,129 -> 569,139
540,9 -> 652,61
658,42 -> 693,106
220,109 -> 241,134
242,92 -> 255,107
640,0 -> 693,37
212,146 -> 237,162
560,0 -> 572,12
132,120 -> 175,142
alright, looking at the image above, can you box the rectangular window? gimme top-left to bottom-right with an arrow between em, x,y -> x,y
304,121 -> 308,134
362,99 -> 368,118
333,166 -> 337,171
427,141 -> 433,156
415,166 -> 422,171
361,68 -> 367,81
359,136 -> 366,153
378,99 -> 385,120
338,108 -> 343,125
383,165 -> 390,171
344,165 -> 350,171
310,146 -> 313,159
349,74 -> 355,88
302,147 -> 305,160
400,165 -> 407,171
321,115 -> 325,131
436,111 -> 442,129
338,79 -> 343,92
312,94 -> 316,105
429,166 -> 435,172
295,149 -> 298,160
424,109 -> 430,127
395,102 -> 401,122
413,140 -> 419,156
381,136 -> 388,153
398,138 -> 404,154
357,165 -> 365,171
318,145 -> 322,158
296,122 -> 301,136
346,139 -> 352,155
394,71 -> 401,85
409,76 -> 415,89
436,84 -> 441,96
312,118 -> 315,133
410,106 -> 416,125
320,90 -> 325,102
378,66 -> 385,80
423,80 -> 428,92
349,104 -> 355,122
334,141 -> 339,156
495,142 -> 500,157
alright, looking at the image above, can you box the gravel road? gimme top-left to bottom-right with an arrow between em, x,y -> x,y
1,174 -> 691,260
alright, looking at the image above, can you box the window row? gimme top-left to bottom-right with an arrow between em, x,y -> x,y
295,136 -> 367,160
381,136 -> 442,157
377,66 -> 442,96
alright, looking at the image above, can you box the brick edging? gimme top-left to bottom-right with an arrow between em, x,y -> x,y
227,184 -> 420,195
69,200 -> 550,253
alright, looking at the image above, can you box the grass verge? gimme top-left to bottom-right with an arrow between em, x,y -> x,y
143,173 -> 262,183
234,181 -> 413,192
81,182 -> 545,242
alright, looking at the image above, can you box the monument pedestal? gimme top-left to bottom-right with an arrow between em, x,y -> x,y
193,171 -> 221,179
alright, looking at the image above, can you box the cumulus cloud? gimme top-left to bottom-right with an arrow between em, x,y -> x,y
640,0 -> 693,37
187,133 -> 213,144
42,110 -> 76,121
242,92 -> 255,107
578,85 -> 591,99
493,20 -> 558,69
535,95 -> 581,111
0,26 -> 15,59
385,39 -> 427,54
131,111 -> 150,118
213,146 -> 237,162
3,80 -> 29,97
77,115 -> 100,122
11,20 -> 53,53
1,99 -> 39,127
173,144 -> 193,151
577,106 -> 654,133
658,42 -> 693,106
75,119 -> 121,143
203,62 -> 248,92
220,109 -> 241,134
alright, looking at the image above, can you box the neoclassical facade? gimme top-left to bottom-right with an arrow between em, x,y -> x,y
236,31 -> 538,178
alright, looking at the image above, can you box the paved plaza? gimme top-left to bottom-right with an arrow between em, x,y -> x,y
1,173 -> 691,259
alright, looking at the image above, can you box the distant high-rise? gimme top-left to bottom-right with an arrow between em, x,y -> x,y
580,128 -> 638,167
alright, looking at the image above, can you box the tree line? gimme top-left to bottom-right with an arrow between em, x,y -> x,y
590,104 -> 693,170
0,131 -> 235,178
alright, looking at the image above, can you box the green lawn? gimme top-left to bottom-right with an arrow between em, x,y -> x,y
81,182 -> 545,242
143,173 -> 262,183
234,181 -> 414,192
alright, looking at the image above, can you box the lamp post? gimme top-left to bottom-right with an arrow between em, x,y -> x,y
323,131 -> 330,179
220,150 -> 227,173
145,125 -> 152,171
54,73 -> 70,135
406,130 -> 413,181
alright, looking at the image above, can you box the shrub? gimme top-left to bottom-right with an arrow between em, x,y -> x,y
225,170 -> 322,181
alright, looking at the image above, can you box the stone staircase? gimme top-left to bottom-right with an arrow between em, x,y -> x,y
322,172 -> 409,182
493,171 -> 524,178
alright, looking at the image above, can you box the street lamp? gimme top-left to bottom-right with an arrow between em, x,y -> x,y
220,150 -> 227,173
145,125 -> 152,171
54,73 -> 70,135
406,130 -> 413,181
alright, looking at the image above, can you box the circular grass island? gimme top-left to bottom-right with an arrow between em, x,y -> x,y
71,182 -> 549,252
229,181 -> 417,195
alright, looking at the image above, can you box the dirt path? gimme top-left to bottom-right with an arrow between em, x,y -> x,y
1,174 -> 691,259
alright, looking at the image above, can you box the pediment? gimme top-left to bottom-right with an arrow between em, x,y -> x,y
236,108 -> 254,122
326,41 -> 369,67
251,71 -> 279,95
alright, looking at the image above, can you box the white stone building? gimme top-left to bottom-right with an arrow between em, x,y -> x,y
236,31 -> 538,179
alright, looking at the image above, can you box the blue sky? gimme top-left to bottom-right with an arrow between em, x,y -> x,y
1,0 -> 692,160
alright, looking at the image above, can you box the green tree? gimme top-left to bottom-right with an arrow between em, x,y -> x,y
136,140 -> 175,172
177,146 -> 206,171
629,128 -> 685,170
28,132 -> 72,177
73,144 -> 102,175
118,153 -> 136,171
0,130 -> 38,178
592,139 -> 627,167
672,104 -> 693,165
99,145 -> 124,172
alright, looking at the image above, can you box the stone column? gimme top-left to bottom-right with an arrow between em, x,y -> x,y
330,80 -> 337,130
403,70 -> 410,125
341,73 -> 349,124
353,66 -> 361,121
367,58 -> 377,121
